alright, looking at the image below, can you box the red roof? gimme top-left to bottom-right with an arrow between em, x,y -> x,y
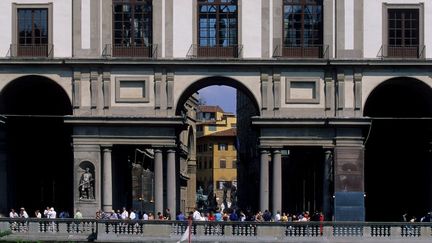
198,105 -> 224,113
205,128 -> 236,137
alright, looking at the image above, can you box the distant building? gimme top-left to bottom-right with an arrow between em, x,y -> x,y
196,106 -> 237,208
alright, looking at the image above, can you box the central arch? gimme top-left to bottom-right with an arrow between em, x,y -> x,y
0,75 -> 73,215
175,76 -> 261,211
364,77 -> 432,221
175,76 -> 260,116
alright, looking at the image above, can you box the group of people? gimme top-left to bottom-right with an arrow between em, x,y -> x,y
187,208 -> 324,222
94,207 -> 173,221
7,206 -> 324,223
8,207 -> 69,219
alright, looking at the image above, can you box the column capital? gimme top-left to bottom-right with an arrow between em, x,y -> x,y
167,148 -> 176,153
272,149 -> 282,154
102,146 -> 112,152
154,148 -> 163,153
260,149 -> 269,154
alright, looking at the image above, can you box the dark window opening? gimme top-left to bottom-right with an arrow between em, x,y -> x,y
387,9 -> 420,58
17,8 -> 49,57
197,0 -> 238,57
112,0 -> 153,57
282,0 -> 323,58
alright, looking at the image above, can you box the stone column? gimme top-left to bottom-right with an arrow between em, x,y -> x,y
154,149 -> 163,215
167,149 -> 176,219
260,150 -> 269,212
323,149 -> 333,221
102,147 -> 113,212
272,150 -> 282,216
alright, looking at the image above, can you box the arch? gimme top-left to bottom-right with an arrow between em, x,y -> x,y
0,75 -> 73,215
363,76 -> 432,221
175,76 -> 260,116
0,75 -> 72,115
364,77 -> 432,117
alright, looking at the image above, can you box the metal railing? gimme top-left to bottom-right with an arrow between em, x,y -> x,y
102,44 -> 158,58
378,45 -> 425,59
8,44 -> 53,58
1,219 -> 432,242
273,45 -> 329,59
187,44 -> 243,58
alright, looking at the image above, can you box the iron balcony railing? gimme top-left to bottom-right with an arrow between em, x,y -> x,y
379,45 -> 425,59
8,44 -> 53,58
273,44 -> 329,59
187,44 -> 243,58
102,44 -> 158,58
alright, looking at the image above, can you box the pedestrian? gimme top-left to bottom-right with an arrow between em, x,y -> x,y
74,210 -> 83,219
20,208 -> 29,218
35,210 -> 42,218
9,209 -> 18,218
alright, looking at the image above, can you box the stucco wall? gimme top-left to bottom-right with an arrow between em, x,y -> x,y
0,0 -> 72,58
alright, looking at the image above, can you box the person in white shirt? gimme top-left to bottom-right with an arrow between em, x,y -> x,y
274,211 -> 281,222
129,210 -> 136,220
142,212 -> 149,220
9,209 -> 18,218
35,210 -> 42,218
48,207 -> 57,219
192,208 -> 201,221
120,207 -> 129,219
20,208 -> 29,218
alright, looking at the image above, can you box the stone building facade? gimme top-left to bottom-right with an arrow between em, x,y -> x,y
0,0 -> 431,221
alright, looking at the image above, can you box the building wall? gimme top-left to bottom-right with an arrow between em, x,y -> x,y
0,0 -> 72,58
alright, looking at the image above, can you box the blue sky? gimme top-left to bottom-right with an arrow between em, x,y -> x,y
198,85 -> 236,113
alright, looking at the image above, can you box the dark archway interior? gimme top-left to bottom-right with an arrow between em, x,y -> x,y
281,147 -> 324,216
0,76 -> 73,215
364,78 -> 432,221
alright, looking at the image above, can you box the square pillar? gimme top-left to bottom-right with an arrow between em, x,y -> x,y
333,146 -> 365,221
73,144 -> 101,218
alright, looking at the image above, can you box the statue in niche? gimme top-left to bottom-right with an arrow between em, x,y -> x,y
79,167 -> 94,200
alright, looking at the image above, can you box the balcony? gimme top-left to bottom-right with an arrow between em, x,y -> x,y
103,44 -> 157,58
9,44 -> 53,58
187,44 -> 243,59
273,45 -> 329,59
379,45 -> 425,59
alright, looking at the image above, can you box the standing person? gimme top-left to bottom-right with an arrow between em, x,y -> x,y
35,210 -> 42,218
176,211 -> 185,221
164,208 -> 171,220
192,208 -> 201,221
129,210 -> 136,220
74,210 -> 83,219
142,211 -> 149,220
274,211 -> 281,222
47,207 -> 57,219
44,207 -> 50,218
120,207 -> 129,220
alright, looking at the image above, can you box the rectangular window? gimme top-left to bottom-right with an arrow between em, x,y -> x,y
282,0 -> 323,58
387,8 -> 419,58
232,160 -> 237,169
17,8 -> 49,57
112,0 -> 153,57
208,125 -> 216,131
219,159 -> 226,168
218,143 -> 228,151
197,0 -> 239,57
